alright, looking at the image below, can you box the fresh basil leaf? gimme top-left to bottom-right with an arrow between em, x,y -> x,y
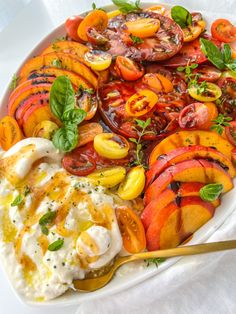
171,6 -> 192,28
50,76 -> 75,121
41,225 -> 49,235
48,238 -> 64,251
135,119 -> 146,128
62,108 -> 86,125
11,195 -> 23,206
222,44 -> 232,64
39,211 -> 57,226
52,124 -> 78,152
226,61 -> 236,72
112,0 -> 141,14
200,38 -> 225,70
199,183 -> 223,202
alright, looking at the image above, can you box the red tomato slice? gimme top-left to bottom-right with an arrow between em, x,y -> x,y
62,151 -> 96,176
116,206 -> 146,253
217,77 -> 236,119
65,15 -> 84,42
115,56 -> 144,81
86,27 -> 109,46
225,121 -> 236,146
192,65 -> 222,82
211,19 -> 236,43
178,103 -> 209,129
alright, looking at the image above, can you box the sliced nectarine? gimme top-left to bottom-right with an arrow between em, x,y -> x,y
149,130 -> 233,161
146,196 -> 215,251
19,53 -> 98,88
145,159 -> 233,204
8,83 -> 52,117
146,145 -> 235,189
22,104 -> 59,137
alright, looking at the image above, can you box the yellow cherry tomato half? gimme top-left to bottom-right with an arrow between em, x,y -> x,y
142,73 -> 173,93
145,5 -> 166,15
125,89 -> 158,117
188,82 -> 222,102
125,18 -> 160,39
118,166 -> 145,200
87,166 -> 126,188
183,20 -> 206,42
33,120 -> 59,140
84,50 -> 112,71
221,71 -> 236,79
94,133 -> 130,159
107,9 -> 121,19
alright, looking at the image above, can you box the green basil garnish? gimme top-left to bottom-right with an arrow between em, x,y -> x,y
171,6 -> 192,29
39,211 -> 57,226
52,125 -> 78,152
62,108 -> 87,125
48,238 -> 64,251
11,195 -> 23,206
112,0 -> 141,14
199,183 -> 223,202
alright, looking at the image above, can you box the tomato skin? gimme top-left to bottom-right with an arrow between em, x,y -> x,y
62,151 -> 96,176
115,56 -> 144,81
192,65 -> 222,83
76,92 -> 98,120
86,27 -> 109,46
116,206 -> 146,253
211,19 -> 236,43
65,15 -> 84,42
225,121 -> 236,146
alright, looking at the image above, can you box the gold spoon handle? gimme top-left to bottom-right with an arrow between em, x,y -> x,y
126,240 -> 236,263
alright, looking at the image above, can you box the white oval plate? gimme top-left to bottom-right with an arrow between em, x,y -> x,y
0,2 -> 236,309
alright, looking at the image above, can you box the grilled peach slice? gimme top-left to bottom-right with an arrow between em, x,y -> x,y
146,196 -> 215,251
149,130 -> 233,161
144,159 -> 233,205
22,104 -> 59,137
19,52 -> 98,88
146,145 -> 235,189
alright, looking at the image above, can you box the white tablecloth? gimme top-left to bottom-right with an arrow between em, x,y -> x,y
0,1 -> 236,314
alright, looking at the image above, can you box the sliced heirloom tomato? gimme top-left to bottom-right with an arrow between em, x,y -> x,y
62,149 -> 96,176
77,9 -> 108,41
217,77 -> 236,119
94,133 -> 130,159
33,120 -> 58,140
142,73 -> 173,93
118,166 -> 145,200
77,123 -> 103,147
0,116 -> 23,151
115,56 -> 144,81
86,27 -> 109,46
125,89 -> 158,117
178,102 -> 218,130
188,82 -> 222,102
85,50 -> 112,71
116,206 -> 146,253
65,15 -> 84,42
192,65 -> 222,82
225,121 -> 236,146
124,18 -> 160,38
211,19 -> 236,43
182,13 -> 206,42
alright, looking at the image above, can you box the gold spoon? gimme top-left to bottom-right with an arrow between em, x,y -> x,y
73,240 -> 236,292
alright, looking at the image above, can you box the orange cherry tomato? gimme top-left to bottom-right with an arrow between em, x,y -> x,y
77,10 -> 108,42
145,5 -> 167,15
178,102 -> 218,130
142,73 -> 173,93
116,206 -> 146,254
77,123 -> 103,147
77,91 -> 98,120
125,18 -> 160,39
225,121 -> 236,146
0,116 -> 23,151
183,13 -> 206,42
125,89 -> 158,117
211,19 -> 236,43
65,15 -> 84,42
115,56 -> 144,81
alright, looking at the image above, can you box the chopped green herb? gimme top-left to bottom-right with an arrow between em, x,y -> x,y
200,183 -> 223,202
48,238 -> 64,251
39,211 -> 57,226
196,80 -> 208,95
76,84 -> 95,97
51,58 -> 62,68
24,186 -> 31,196
41,225 -> 49,235
129,34 -> 144,45
210,114 -> 232,135
11,195 -> 23,207
52,36 -> 66,44
10,73 -> 19,91
145,257 -> 166,267
177,63 -> 198,87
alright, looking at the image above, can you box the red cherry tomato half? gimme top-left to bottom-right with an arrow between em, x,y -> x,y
211,19 -> 236,43
217,77 -> 236,119
115,56 -> 145,81
62,149 -> 96,176
225,121 -> 236,146
65,15 -> 84,42
192,65 -> 222,82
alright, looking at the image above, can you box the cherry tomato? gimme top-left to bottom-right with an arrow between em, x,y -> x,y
217,78 -> 236,119
192,65 -> 222,82
183,13 -> 206,42
211,19 -> 236,43
116,206 -> 146,253
125,18 -> 160,39
76,91 -> 98,120
86,27 -> 109,46
33,120 -> 58,140
0,116 -> 23,151
62,150 -> 96,176
142,73 -> 173,93
65,15 -> 84,42
115,56 -> 144,81
188,82 -> 222,102
145,5 -> 167,15
77,9 -> 108,41
107,10 -> 121,19
84,50 -> 112,71
87,166 -> 126,188
178,102 -> 218,130
118,166 -> 145,200
125,89 -> 158,117
94,133 -> 130,159
77,123 -> 103,147
225,121 -> 236,146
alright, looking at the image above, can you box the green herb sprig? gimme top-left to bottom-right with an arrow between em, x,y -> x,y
171,5 -> 192,29
112,0 -> 141,14
145,257 -> 166,267
50,76 -> 86,152
129,34 -> 144,45
48,238 -> 64,251
177,63 -> 198,87
11,195 -> 23,207
210,114 -> 232,135
39,210 -> 57,235
199,183 -> 223,202
51,58 -> 62,68
10,73 -> 19,91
